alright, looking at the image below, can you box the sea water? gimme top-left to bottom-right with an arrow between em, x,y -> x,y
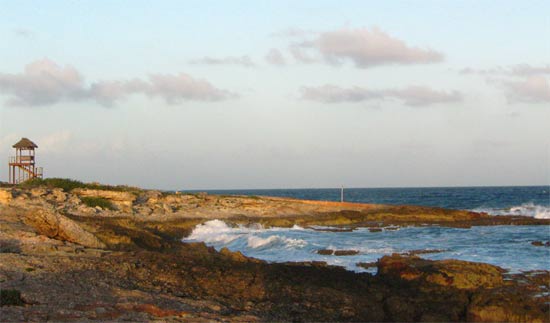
184,221 -> 549,273
183,186 -> 550,273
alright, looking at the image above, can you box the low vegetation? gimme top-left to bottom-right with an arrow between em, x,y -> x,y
0,289 -> 24,306
80,196 -> 116,210
19,178 -> 141,194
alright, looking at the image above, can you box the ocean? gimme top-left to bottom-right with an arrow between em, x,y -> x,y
184,186 -> 550,273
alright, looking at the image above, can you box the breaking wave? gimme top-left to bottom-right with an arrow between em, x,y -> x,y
472,203 -> 550,219
184,219 -> 307,249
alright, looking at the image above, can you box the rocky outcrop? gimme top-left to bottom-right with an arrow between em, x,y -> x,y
23,208 -> 105,249
377,254 -> 504,289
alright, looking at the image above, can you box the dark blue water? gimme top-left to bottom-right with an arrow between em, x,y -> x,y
194,186 -> 550,217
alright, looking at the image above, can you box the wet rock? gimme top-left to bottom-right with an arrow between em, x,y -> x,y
405,249 -> 445,256
317,249 -> 359,256
368,228 -> 383,232
531,240 -> 549,247
356,262 -> 377,269
334,250 -> 359,256
317,249 -> 334,255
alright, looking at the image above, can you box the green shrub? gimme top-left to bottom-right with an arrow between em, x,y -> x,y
80,196 -> 116,210
18,178 -> 142,194
19,178 -> 86,191
0,289 -> 24,306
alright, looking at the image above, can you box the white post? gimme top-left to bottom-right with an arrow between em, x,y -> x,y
341,186 -> 344,202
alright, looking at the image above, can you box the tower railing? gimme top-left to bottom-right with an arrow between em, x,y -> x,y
8,156 -> 35,164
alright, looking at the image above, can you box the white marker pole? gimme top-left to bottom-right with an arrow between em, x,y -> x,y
341,185 -> 344,202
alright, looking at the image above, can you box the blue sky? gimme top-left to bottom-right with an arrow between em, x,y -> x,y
1,1 -> 549,189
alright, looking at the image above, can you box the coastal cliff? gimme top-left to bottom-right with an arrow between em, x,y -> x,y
1,181 -> 549,322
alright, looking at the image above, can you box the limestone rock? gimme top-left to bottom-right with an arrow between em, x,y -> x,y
73,189 -> 136,212
23,208 -> 106,249
0,189 -> 12,205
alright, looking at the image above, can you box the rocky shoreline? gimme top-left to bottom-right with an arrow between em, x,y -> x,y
1,182 -> 549,322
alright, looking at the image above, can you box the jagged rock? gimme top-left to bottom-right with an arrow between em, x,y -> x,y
46,188 -> 67,203
30,188 -> 47,198
23,208 -> 106,249
0,189 -> 12,205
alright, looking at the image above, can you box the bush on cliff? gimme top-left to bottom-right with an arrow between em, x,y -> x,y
80,196 -> 116,210
19,178 -> 141,194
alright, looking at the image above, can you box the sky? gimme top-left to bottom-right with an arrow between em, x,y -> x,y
0,1 -> 549,190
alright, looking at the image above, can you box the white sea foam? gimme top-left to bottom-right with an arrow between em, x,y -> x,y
184,220 -> 308,249
247,235 -> 307,249
184,219 -> 242,244
473,203 -> 550,219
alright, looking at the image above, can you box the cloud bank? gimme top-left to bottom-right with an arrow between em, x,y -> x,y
0,59 -> 236,107
502,76 -> 550,103
288,27 -> 443,68
460,64 -> 550,104
301,84 -> 462,106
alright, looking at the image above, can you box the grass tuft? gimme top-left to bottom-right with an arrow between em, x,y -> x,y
18,178 -> 142,194
80,196 -> 116,210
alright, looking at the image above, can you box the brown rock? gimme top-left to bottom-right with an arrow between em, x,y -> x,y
0,189 -> 12,205
377,254 -> 504,289
317,249 -> 334,255
23,208 -> 106,249
334,250 -> 359,256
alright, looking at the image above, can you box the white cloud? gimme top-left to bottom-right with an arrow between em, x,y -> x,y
189,56 -> 255,67
0,59 -> 237,107
0,59 -> 86,106
265,48 -> 287,66
301,85 -> 383,103
502,76 -> 550,103
387,86 -> 463,107
145,73 -> 237,103
300,84 -> 462,106
288,27 -> 443,68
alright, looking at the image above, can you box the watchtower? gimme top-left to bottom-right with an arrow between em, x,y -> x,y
8,138 -> 43,184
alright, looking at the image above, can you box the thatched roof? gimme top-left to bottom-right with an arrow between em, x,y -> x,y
13,138 -> 38,149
